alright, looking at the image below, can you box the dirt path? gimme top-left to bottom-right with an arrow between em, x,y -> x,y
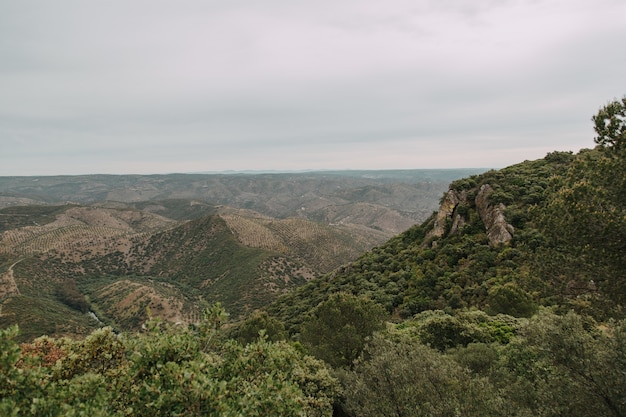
0,259 -> 22,300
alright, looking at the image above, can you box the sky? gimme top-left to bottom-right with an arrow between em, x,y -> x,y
1,0 -> 625,176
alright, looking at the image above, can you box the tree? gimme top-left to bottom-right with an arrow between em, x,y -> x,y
339,333 -> 507,417
487,283 -> 537,318
593,96 -> 626,152
497,311 -> 626,417
300,293 -> 386,368
233,310 -> 287,345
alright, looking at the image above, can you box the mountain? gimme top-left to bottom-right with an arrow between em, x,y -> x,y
266,147 -> 626,332
0,203 -> 389,340
0,169 -> 487,340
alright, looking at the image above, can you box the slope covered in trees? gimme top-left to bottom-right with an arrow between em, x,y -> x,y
267,140 -> 625,332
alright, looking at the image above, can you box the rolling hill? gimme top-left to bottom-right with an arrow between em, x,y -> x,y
0,203 -> 387,339
0,169 -> 485,340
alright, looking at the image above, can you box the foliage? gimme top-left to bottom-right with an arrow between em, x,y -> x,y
337,310 -> 626,417
231,309 -> 288,345
530,311 -> 626,416
56,279 -> 90,313
538,146 -> 626,309
493,310 -> 626,417
339,333 -> 506,417
486,283 -> 537,318
0,305 -> 340,416
593,96 -> 626,152
407,309 -> 518,349
299,293 -> 386,368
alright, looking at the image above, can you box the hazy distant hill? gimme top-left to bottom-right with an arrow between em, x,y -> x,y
0,169 -> 486,237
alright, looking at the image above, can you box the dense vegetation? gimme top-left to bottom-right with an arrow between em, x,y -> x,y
3,303 -> 625,416
2,97 -> 626,415
1,306 -> 340,416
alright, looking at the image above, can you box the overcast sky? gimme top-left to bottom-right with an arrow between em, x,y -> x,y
1,0 -> 625,175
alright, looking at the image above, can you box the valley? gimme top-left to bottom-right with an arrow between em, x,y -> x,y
0,169 -> 483,339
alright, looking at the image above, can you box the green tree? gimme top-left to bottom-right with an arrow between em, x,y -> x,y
593,96 -> 626,152
487,283 -> 537,318
339,333 -> 508,417
522,311 -> 626,417
300,293 -> 386,368
495,311 -> 626,417
233,310 -> 287,345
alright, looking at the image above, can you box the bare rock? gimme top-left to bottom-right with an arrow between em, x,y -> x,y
427,189 -> 462,239
475,184 -> 514,245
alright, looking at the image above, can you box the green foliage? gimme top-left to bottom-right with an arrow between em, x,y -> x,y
232,310 -> 287,345
397,309 -> 519,351
339,333 -> 506,417
538,145 -> 626,309
450,342 -> 499,376
593,96 -> 626,152
300,293 -> 386,368
494,310 -> 626,417
487,283 -> 537,318
56,278 -> 90,313
0,326 -> 27,412
0,295 -> 99,343
0,304 -> 340,416
337,310 -> 626,417
544,150 -> 575,164
527,311 -> 626,416
409,310 -> 490,351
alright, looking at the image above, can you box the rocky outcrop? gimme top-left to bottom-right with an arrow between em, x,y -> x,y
449,211 -> 466,235
427,190 -> 463,239
475,184 -> 514,245
426,184 -> 514,246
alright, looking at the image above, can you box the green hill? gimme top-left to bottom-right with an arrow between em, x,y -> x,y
267,145 -> 625,332
0,203 -> 386,339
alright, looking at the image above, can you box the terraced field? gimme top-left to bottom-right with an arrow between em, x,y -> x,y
0,224 -> 131,256
220,209 -> 386,273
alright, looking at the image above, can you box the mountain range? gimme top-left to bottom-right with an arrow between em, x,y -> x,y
0,169 -> 484,340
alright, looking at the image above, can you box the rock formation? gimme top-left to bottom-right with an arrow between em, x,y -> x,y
427,190 -> 462,239
475,184 -> 514,245
426,184 -> 513,246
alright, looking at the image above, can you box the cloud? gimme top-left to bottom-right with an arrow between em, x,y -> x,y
0,0 -> 624,175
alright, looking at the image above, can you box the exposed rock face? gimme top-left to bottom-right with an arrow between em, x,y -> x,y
475,184 -> 514,245
427,190 -> 462,239
426,184 -> 513,246
449,212 -> 466,235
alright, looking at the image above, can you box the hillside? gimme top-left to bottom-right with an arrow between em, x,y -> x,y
1,170 -> 487,341
0,201 -> 388,340
267,146 -> 626,331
